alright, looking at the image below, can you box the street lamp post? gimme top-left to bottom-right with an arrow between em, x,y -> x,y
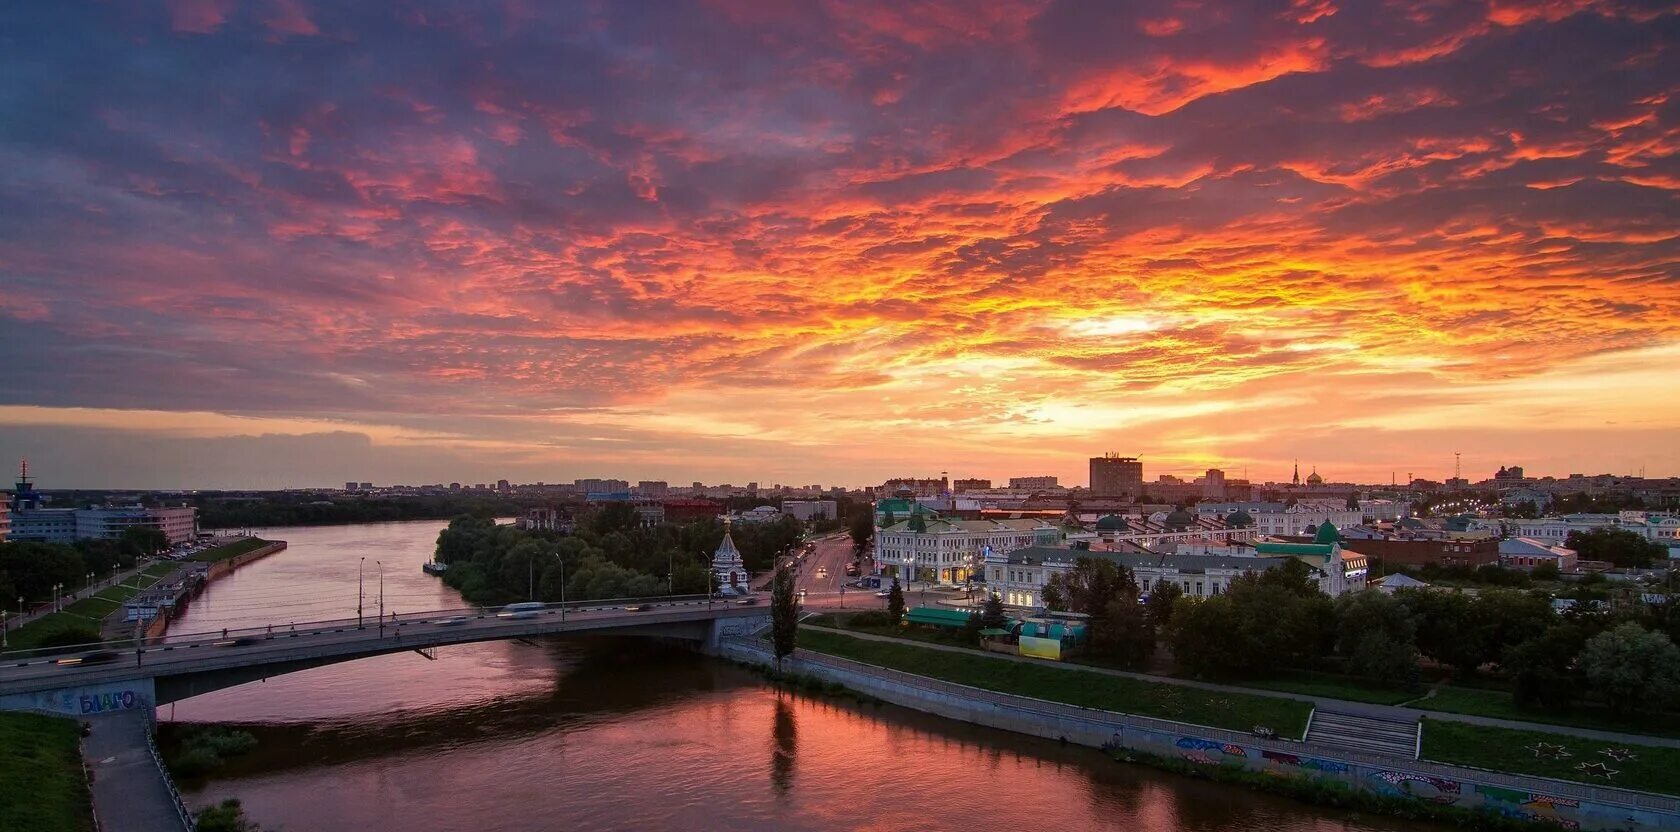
376,560 -> 385,636
358,557 -> 366,629
2,610 -> 7,648
558,555 -> 567,622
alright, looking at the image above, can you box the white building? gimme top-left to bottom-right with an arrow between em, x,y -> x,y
874,516 -> 1060,584
731,505 -> 783,524
1510,512 -> 1680,546
711,525 -> 749,594
1196,501 -> 1365,537
781,500 -> 838,522
75,505 -> 199,545
985,537 -> 1363,609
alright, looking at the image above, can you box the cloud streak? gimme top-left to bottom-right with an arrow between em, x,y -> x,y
0,1 -> 1676,487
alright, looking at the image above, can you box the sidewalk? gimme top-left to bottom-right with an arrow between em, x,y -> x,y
82,710 -> 191,832
801,624 -> 1680,750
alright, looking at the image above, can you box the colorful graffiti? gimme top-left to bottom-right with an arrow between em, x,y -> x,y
1478,785 -> 1582,829
1175,737 -> 1250,767
80,689 -> 141,714
1367,770 -> 1462,805
1260,749 -> 1350,774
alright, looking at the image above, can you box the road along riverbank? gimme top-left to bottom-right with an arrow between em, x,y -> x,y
721,638 -> 1680,831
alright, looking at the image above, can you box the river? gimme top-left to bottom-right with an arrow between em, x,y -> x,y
167,520 -> 1443,832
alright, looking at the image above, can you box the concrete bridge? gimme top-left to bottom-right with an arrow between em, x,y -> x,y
0,596 -> 771,715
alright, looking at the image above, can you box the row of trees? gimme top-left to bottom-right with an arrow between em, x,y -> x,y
0,527 -> 172,606
1020,555 -> 1680,720
434,509 -> 806,605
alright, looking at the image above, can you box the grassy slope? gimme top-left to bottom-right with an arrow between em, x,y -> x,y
1421,718 -> 1680,796
1410,686 -> 1680,739
0,713 -> 95,832
797,627 -> 1312,737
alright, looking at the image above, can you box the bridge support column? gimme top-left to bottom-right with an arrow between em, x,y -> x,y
704,612 -> 771,655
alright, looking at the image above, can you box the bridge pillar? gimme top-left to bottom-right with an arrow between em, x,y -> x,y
704,612 -> 772,655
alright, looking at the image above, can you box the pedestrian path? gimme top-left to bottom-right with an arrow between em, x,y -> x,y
82,710 -> 192,832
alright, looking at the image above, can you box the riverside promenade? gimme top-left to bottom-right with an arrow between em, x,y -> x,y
799,624 -> 1680,750
725,635 -> 1680,831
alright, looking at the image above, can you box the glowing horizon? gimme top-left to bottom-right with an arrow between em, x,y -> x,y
1,2 -> 1677,490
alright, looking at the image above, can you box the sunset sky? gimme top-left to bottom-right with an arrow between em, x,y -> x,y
1,1 -> 1677,489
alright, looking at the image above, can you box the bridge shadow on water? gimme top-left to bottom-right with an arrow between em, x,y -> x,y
160,636 -> 747,777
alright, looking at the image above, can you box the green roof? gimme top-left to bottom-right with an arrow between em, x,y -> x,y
904,606 -> 976,628
1255,542 -> 1333,557
1313,521 -> 1340,544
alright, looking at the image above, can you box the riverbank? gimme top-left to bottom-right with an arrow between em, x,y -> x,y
722,635 -> 1680,831
0,712 -> 95,832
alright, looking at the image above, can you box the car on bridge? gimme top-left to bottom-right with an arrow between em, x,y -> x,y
433,615 -> 470,626
55,650 -> 119,667
622,604 -> 650,612
498,602 -> 546,619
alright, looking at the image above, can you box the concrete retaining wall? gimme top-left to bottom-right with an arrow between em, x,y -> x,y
203,541 -> 287,580
724,641 -> 1680,831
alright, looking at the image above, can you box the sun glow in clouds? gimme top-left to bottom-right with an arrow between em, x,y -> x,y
0,1 -> 1677,487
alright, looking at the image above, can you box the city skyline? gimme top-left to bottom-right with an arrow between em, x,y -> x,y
3,3 -> 1678,489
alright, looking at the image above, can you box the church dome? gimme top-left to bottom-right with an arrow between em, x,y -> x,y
1225,510 -> 1254,528
1306,468 -> 1324,485
1164,508 -> 1195,530
1095,514 -> 1130,532
1313,521 -> 1340,544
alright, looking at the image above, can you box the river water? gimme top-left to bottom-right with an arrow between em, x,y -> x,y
168,521 -> 1441,832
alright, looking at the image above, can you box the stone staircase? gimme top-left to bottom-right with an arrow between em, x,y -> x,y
1304,708 -> 1419,758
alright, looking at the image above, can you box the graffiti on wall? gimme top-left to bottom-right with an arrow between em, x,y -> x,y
0,679 -> 155,717
1260,749 -> 1350,774
1477,785 -> 1582,829
1175,736 -> 1248,766
1366,770 -> 1462,805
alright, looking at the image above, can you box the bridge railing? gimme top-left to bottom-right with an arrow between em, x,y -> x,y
0,593 -> 728,664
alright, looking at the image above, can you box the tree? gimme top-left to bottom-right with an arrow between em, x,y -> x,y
1531,561 -> 1560,581
1567,528 -> 1666,569
980,593 -> 1009,630
1096,592 -> 1155,668
1397,588 -> 1481,675
849,510 -> 874,553
120,525 -> 171,559
1041,574 -> 1068,612
962,610 -> 984,645
1168,595 -> 1255,678
1505,622 -> 1589,711
196,799 -> 264,832
1346,493 -> 1361,510
1578,622 -> 1680,716
770,566 -> 798,673
1334,591 -> 1421,688
886,577 -> 906,623
1472,590 -> 1556,670
1145,581 -> 1183,630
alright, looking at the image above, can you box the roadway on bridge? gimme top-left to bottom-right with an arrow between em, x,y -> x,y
0,596 -> 765,697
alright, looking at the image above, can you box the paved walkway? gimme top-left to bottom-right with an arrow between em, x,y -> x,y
801,625 -> 1680,749
82,710 -> 190,832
